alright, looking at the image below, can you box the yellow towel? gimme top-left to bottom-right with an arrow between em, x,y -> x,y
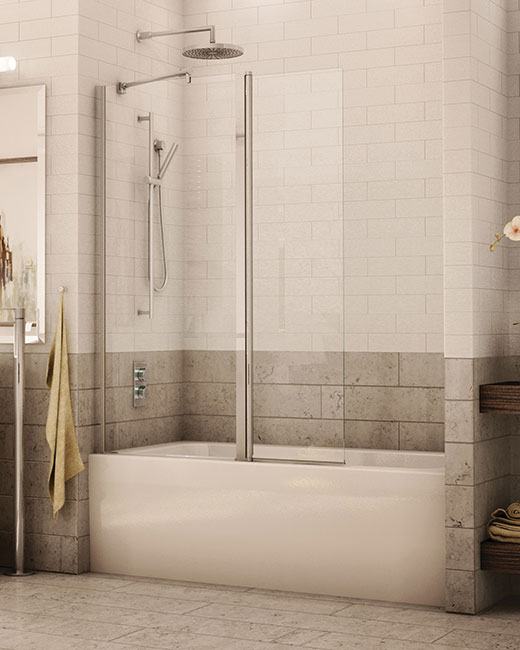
489,521 -> 520,543
491,505 -> 520,520
46,292 -> 84,520
507,502 -> 520,520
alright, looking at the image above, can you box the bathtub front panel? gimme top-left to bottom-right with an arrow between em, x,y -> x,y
89,453 -> 445,606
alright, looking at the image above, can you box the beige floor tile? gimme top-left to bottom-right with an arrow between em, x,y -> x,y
1,583 -> 209,615
333,602 -> 520,637
113,628 -> 297,650
0,627 -> 140,650
43,603 -> 295,642
114,581 -> 348,614
0,610 -> 141,642
274,629 -> 328,645
1,572 -> 520,650
305,632 -> 467,650
0,594 -> 60,615
188,603 -> 451,642
436,629 -> 520,650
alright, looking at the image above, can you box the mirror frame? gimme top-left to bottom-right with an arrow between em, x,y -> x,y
0,84 -> 46,344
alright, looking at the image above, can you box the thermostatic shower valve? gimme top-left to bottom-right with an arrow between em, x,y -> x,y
133,361 -> 147,407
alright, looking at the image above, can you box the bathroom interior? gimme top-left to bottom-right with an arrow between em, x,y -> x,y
1,0 -> 520,647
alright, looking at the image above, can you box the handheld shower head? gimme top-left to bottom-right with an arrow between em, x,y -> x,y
158,142 -> 179,180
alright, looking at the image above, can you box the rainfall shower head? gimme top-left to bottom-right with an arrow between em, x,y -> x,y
136,24 -> 244,61
182,43 -> 244,60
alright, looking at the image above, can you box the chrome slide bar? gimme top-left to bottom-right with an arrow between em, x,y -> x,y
137,113 -> 155,319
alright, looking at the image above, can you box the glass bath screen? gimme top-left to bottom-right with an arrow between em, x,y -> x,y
103,80 -> 185,451
103,74 -> 238,452
251,70 -> 345,463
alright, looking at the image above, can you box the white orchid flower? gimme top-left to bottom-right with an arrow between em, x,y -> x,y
504,216 -> 520,241
490,215 -> 520,250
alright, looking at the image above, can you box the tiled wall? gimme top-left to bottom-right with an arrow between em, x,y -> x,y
96,3 -> 185,354
171,350 -> 445,452
443,0 -> 513,360
251,69 -> 344,353
105,350 -> 183,451
182,73 -> 238,350
106,349 -> 444,453
184,0 -> 444,354
344,350 -> 444,450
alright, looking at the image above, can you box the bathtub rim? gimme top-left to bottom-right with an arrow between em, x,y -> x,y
93,441 -> 444,475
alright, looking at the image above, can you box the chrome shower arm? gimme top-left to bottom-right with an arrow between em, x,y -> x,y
117,72 -> 191,94
137,25 -> 215,43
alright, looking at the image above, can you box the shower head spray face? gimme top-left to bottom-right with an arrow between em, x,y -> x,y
182,43 -> 244,60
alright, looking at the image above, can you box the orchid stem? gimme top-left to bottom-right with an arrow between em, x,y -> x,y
490,233 -> 506,251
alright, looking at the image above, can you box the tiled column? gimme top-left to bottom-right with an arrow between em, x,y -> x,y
445,358 -> 513,613
442,0 -> 520,614
0,352 -> 99,573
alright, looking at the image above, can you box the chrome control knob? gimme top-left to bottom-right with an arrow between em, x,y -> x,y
134,385 -> 146,399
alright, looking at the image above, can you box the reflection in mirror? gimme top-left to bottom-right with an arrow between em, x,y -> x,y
0,85 -> 45,343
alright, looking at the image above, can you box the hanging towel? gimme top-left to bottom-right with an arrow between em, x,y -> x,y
46,292 -> 84,520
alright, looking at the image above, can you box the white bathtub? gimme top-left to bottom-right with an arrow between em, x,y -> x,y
89,442 -> 445,607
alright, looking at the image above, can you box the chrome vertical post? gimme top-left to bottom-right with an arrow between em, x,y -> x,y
244,72 -> 253,461
5,308 -> 32,576
99,85 -> 106,453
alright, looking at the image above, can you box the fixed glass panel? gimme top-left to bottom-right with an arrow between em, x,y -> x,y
251,70 -> 344,463
182,74 -> 238,451
102,73 -> 238,453
102,78 -> 185,451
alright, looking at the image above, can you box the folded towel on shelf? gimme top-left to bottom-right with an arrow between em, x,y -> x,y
46,291 -> 85,521
491,504 -> 520,522
507,502 -> 520,520
488,521 -> 520,543
490,510 -> 517,524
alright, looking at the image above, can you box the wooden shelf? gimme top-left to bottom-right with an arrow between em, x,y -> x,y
481,539 -> 520,574
479,382 -> 520,414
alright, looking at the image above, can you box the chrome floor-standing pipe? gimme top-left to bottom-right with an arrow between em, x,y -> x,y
4,308 -> 32,577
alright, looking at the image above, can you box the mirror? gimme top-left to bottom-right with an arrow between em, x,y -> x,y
0,84 -> 45,343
